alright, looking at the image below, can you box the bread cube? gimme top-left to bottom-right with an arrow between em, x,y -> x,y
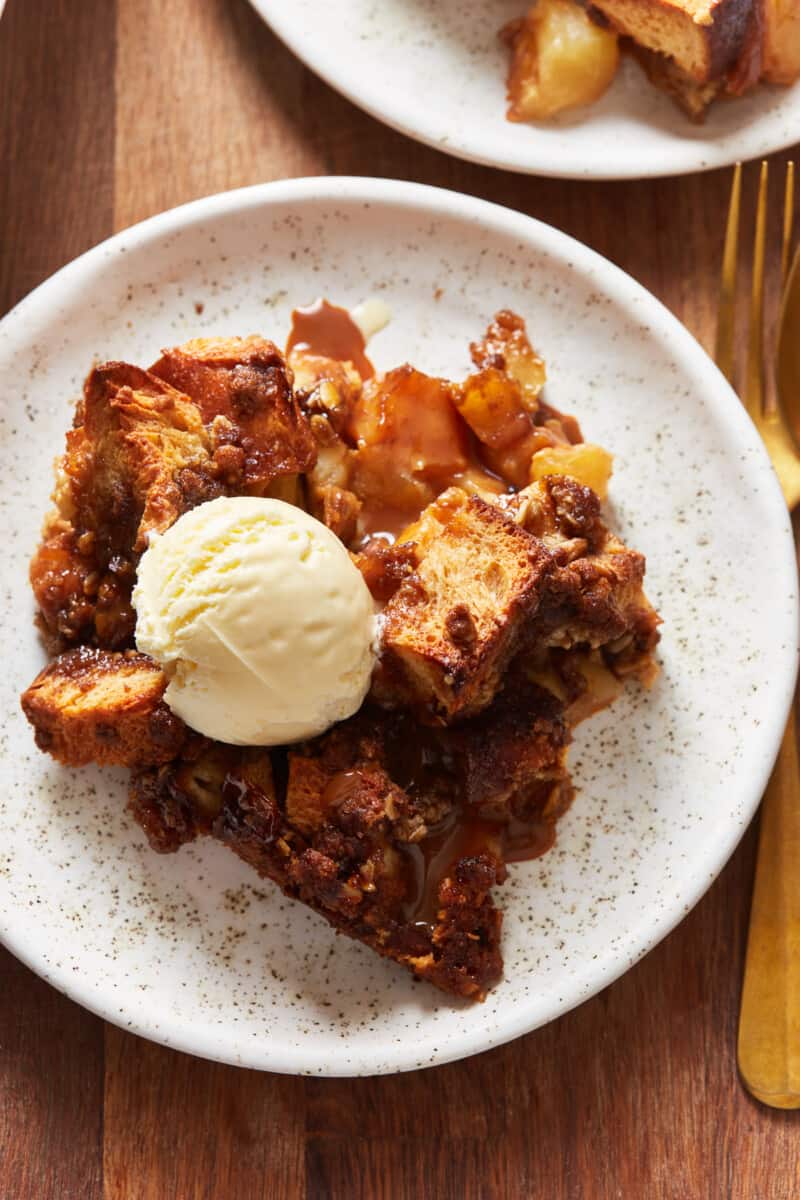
376,489 -> 554,720
21,647 -> 185,767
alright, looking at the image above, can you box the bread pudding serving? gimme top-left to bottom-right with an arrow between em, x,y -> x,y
20,301 -> 660,1001
503,0 -> 800,122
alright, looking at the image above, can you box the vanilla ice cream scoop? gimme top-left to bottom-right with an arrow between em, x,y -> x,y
132,496 -> 378,745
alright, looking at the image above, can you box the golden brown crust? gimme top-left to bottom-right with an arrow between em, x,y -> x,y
31,363 -> 220,649
150,336 -> 316,491
586,0 -> 755,81
585,0 -> 764,118
31,342 -> 314,651
82,362 -> 222,550
503,476 -> 661,679
627,43 -> 726,114
375,490 -> 556,722
373,473 -> 659,723
21,647 -> 185,768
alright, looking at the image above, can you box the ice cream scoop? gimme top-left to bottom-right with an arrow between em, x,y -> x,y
132,496 -> 378,745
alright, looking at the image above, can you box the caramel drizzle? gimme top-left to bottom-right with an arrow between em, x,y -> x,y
286,298 -> 374,380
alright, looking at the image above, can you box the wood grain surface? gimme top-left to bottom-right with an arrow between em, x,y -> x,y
1,0 -> 798,1196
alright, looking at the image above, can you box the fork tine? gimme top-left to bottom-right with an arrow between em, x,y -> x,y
744,161 -> 769,420
782,161 -> 795,286
716,163 -> 741,383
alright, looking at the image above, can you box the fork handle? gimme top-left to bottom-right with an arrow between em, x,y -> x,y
738,706 -> 800,1108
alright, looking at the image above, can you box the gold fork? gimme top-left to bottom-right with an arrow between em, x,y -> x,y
715,160 -> 800,1110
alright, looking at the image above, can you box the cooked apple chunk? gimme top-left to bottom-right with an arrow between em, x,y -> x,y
455,368 -> 543,489
470,309 -> 547,407
503,0 -> 620,121
530,442 -> 613,499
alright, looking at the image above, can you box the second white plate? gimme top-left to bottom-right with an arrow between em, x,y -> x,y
255,0 -> 800,179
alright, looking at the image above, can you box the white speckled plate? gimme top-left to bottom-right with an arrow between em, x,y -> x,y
254,0 -> 800,179
0,177 -> 796,1076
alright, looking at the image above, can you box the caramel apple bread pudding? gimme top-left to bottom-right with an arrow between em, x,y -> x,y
503,0 -> 800,122
20,301 -> 660,1001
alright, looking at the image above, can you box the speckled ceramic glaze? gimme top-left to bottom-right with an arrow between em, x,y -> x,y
0,178 -> 796,1076
255,0 -> 800,179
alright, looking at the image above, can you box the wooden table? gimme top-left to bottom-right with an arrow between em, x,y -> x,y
2,1 -> 798,1196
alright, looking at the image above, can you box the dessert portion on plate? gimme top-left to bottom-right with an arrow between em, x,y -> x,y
503,0 -> 800,121
20,301 -> 660,1001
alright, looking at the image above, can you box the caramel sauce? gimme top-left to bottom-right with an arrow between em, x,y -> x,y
382,723 -> 556,927
221,772 -> 251,812
383,721 -> 454,796
538,402 -> 582,445
358,506 -> 420,545
355,450 -> 510,546
402,810 -> 500,926
322,768 -> 367,809
502,813 -> 556,863
286,298 -> 577,545
286,298 -> 374,380
222,772 -> 280,842
401,808 -> 554,928
301,725 -> 541,926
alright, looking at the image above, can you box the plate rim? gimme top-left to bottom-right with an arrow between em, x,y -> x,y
251,0 -> 800,181
1,175 -> 797,1075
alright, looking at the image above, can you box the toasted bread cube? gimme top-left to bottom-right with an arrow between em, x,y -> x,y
285,754 -> 334,836
33,344 -> 312,650
21,647 -> 185,767
449,680 -> 571,816
629,45 -> 726,117
377,489 -> 554,720
588,0 -> 750,84
31,362 -> 223,650
151,336 -> 316,492
589,0 -> 764,116
79,363 -> 217,554
510,477 -> 661,674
